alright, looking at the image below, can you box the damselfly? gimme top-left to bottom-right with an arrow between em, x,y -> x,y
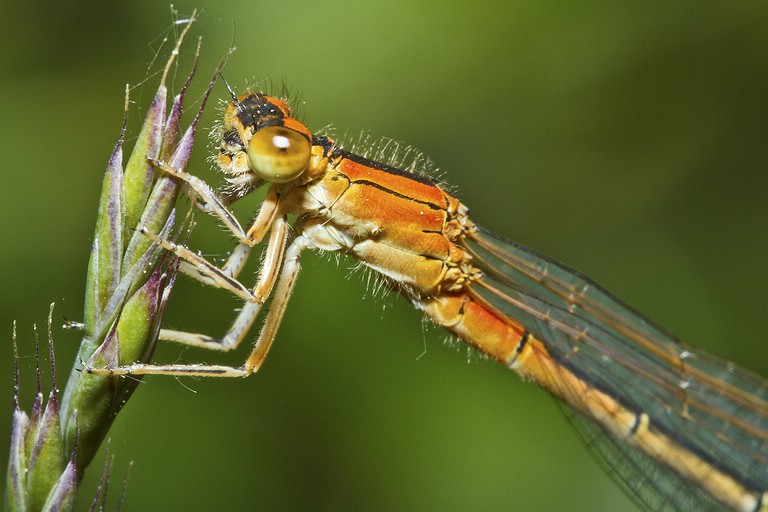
88,90 -> 768,512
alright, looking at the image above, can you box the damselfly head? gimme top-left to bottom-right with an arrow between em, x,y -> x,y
218,92 -> 312,187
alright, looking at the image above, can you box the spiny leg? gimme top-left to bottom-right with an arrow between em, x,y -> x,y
84,160 -> 299,373
133,172 -> 285,314
243,233 -> 310,373
150,158 -> 281,251
83,232 -> 310,377
140,227 -> 254,301
158,215 -> 290,351
200,188 -> 281,285
149,158 -> 246,240
143,191 -> 280,287
148,158 -> 284,287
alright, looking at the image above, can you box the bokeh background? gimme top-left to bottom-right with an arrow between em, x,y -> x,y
2,1 -> 767,511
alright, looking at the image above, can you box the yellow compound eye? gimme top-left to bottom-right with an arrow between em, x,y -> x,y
246,126 -> 311,183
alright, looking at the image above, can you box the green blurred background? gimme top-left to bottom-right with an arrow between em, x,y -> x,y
2,1 -> 767,511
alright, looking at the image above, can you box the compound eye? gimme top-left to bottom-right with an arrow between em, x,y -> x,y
246,126 -> 311,183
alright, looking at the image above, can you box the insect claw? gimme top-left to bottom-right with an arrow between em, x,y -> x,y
78,357 -> 91,374
62,318 -> 85,331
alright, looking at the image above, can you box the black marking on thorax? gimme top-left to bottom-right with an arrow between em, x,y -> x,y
341,150 -> 440,186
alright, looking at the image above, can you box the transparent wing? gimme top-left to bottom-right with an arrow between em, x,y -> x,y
464,225 -> 768,510
561,402 -> 724,511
